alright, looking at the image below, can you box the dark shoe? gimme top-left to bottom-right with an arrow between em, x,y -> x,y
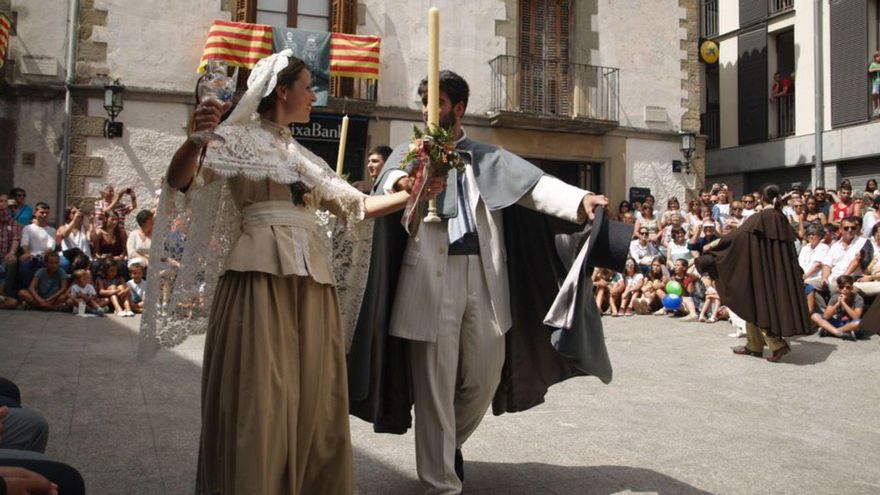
840,331 -> 856,342
818,329 -> 829,337
454,448 -> 464,482
766,345 -> 791,363
733,346 -> 762,357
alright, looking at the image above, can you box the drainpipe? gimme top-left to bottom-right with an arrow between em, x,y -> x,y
57,0 -> 79,226
813,0 -> 823,188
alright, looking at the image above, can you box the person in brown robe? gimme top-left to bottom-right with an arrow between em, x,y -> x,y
696,184 -> 811,362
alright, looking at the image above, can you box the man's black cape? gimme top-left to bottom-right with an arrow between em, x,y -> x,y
347,204 -> 612,434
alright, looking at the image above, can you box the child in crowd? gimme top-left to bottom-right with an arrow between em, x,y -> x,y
617,258 -> 644,316
16,251 -> 69,311
126,263 -> 147,314
657,259 -> 698,320
67,269 -> 106,316
592,267 -> 622,316
635,256 -> 668,314
811,275 -> 864,341
97,260 -> 132,316
698,274 -> 722,323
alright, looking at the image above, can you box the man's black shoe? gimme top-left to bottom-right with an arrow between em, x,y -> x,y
454,448 -> 464,482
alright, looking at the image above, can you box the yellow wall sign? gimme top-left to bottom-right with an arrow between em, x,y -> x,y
699,40 -> 719,64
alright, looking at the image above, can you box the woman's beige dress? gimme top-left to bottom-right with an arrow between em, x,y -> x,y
196,125 -> 363,494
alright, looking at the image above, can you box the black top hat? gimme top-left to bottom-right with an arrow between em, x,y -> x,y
554,207 -> 634,274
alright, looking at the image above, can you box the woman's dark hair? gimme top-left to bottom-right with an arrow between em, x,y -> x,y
418,70 -> 470,108
866,178 -> 877,191
65,205 -> 78,222
368,145 -> 393,161
256,56 -> 308,115
872,222 -> 880,237
760,183 -> 783,209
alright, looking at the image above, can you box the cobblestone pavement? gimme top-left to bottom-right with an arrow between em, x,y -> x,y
1,309 -> 878,494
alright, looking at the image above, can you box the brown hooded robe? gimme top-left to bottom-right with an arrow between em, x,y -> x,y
698,207 -> 811,337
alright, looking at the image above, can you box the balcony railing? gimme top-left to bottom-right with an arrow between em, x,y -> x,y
769,0 -> 794,15
701,0 -> 718,37
774,92 -> 795,138
700,107 -> 720,149
489,55 -> 619,124
329,76 -> 377,102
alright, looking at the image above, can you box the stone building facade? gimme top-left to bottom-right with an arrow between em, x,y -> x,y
1,0 -> 702,226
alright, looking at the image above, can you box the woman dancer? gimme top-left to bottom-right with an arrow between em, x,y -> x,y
157,52 -> 443,494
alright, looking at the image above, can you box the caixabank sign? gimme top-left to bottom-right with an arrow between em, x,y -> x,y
292,114 -> 369,179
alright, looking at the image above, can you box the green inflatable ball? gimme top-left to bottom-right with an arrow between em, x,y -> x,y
665,280 -> 683,296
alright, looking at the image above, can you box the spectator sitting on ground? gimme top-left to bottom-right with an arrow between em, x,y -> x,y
800,225 -> 830,313
660,197 -> 681,228
660,211 -> 685,248
711,188 -> 731,225
67,269 -> 106,316
698,273 -> 723,323
126,263 -> 146,314
812,275 -> 864,341
865,178 -> 878,200
0,194 -> 22,300
56,205 -> 94,274
688,220 -> 720,258
853,192 -> 867,218
685,199 -> 702,233
665,227 -> 693,268
657,258 -> 698,320
614,200 -> 633,222
91,210 -> 127,265
617,258 -> 644,316
126,209 -> 153,268
802,196 -> 827,236
830,183 -> 856,228
17,251 -> 69,311
592,267 -> 621,316
96,260 -> 132,317
635,195 -> 657,221
854,223 -> 880,298
620,211 -> 636,225
93,183 -> 137,228
814,187 -> 832,217
18,203 -> 57,290
863,196 -> 880,238
634,203 -> 661,244
729,201 -> 745,224
630,226 -> 659,274
820,216 -> 867,293
741,194 -> 758,218
635,256 -> 669,314
8,188 -> 32,227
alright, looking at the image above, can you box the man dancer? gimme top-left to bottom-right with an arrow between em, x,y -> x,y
364,71 -> 607,494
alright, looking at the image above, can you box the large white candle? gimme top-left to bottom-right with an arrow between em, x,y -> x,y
336,114 -> 349,176
427,7 -> 440,130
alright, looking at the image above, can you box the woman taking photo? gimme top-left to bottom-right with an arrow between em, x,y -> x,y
152,52 -> 442,495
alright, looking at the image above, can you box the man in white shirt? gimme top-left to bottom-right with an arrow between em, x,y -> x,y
821,217 -> 867,293
18,202 -> 57,289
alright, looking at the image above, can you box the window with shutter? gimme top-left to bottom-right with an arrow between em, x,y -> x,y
739,0 -> 767,26
518,0 -> 571,115
830,0 -> 869,127
252,0 -> 331,30
737,25 -> 769,145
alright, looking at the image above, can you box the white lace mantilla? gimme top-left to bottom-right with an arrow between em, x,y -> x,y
139,119 -> 372,356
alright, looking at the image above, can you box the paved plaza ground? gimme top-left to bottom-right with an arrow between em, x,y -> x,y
1,309 -> 878,494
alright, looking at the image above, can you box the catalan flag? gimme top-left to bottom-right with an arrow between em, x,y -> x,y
0,13 -> 11,69
197,20 -> 273,73
330,33 -> 380,80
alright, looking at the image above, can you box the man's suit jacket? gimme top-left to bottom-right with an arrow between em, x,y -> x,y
386,165 -> 589,343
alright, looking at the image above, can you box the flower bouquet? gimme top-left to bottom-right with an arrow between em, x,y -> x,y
399,125 -> 466,236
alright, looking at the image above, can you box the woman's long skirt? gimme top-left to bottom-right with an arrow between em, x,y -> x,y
196,271 -> 354,494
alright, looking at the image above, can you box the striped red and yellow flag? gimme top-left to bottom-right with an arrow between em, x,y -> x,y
330,33 -> 380,80
0,13 -> 11,69
197,20 -> 273,73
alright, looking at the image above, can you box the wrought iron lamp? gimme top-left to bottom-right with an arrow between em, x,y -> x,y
679,131 -> 697,190
103,78 -> 124,139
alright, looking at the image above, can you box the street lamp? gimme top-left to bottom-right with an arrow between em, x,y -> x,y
679,131 -> 697,190
103,78 -> 125,139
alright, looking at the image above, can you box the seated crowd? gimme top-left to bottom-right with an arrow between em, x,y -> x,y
0,185 -> 154,317
597,179 -> 880,341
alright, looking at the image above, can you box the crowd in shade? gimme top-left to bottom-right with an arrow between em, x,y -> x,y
0,185 -> 154,317
595,178 -> 880,341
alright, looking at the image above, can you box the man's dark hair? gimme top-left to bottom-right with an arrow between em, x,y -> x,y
805,225 -> 824,238
839,182 -> 852,192
9,187 -> 25,197
34,201 -> 50,210
836,274 -> 855,288
136,209 -> 154,228
418,70 -> 470,109
368,145 -> 393,161
845,215 -> 862,228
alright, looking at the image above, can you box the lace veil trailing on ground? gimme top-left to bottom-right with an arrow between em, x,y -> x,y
138,50 -> 373,359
